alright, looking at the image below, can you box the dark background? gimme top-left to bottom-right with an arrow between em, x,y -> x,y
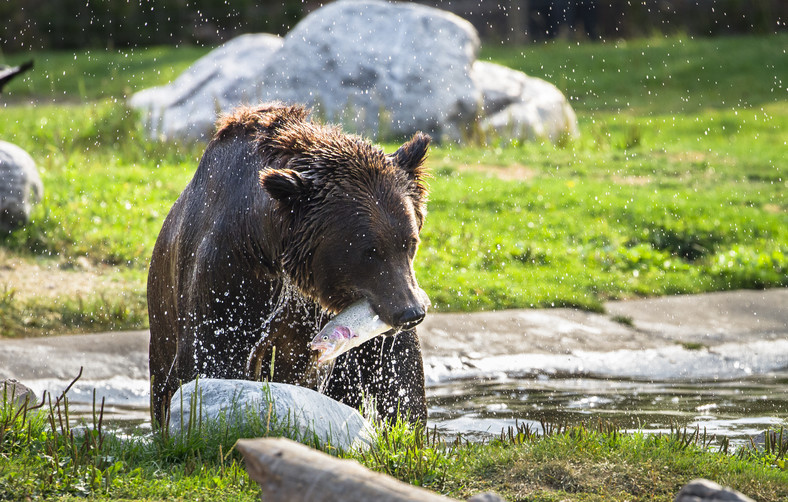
1,0 -> 785,53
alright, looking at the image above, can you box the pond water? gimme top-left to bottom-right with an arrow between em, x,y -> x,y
36,368 -> 788,447
427,371 -> 788,446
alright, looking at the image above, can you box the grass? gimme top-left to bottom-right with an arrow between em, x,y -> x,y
0,33 -> 786,336
481,34 -> 786,114
2,386 -> 787,501
1,31 -> 786,502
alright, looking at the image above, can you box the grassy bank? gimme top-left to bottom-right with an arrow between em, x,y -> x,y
2,388 -> 786,501
0,33 -> 786,335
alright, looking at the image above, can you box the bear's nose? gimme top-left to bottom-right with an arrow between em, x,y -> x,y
392,306 -> 425,330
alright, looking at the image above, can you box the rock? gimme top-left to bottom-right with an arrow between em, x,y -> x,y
674,478 -> 755,502
130,1 -> 578,144
0,60 -> 34,93
129,33 -> 284,142
1,378 -> 37,408
0,140 -> 43,232
130,1 -> 480,143
472,61 -> 579,143
253,0 -> 480,142
747,429 -> 788,453
466,493 -> 506,502
237,437 -> 508,502
168,379 -> 375,451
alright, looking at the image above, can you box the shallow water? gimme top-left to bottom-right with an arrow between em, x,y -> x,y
428,371 -> 788,445
27,369 -> 788,447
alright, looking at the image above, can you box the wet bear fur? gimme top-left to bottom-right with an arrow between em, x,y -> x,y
147,103 -> 431,426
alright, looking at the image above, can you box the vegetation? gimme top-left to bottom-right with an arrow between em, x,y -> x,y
0,32 -> 785,502
2,384 -> 787,501
1,33 -> 785,335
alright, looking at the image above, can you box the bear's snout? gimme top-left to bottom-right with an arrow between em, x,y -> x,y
392,305 -> 426,330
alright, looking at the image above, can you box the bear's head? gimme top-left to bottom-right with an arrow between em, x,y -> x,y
256,107 -> 431,331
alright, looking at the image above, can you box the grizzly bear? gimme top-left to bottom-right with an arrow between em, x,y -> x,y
147,103 -> 431,426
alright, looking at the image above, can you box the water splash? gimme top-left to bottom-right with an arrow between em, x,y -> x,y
245,277 -> 298,377
316,359 -> 337,395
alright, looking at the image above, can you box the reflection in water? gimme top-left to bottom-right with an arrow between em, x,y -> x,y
36,370 -> 787,446
427,371 -> 788,445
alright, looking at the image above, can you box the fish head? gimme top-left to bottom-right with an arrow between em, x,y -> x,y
309,326 -> 359,364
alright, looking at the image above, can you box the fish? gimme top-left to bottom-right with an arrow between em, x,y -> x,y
309,299 -> 392,365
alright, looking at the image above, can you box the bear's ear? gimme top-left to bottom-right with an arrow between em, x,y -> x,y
389,132 -> 431,180
259,169 -> 309,204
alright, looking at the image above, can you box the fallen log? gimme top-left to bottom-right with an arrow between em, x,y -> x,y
236,437 -> 503,502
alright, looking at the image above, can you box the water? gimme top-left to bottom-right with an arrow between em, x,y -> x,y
29,369 -> 787,447
428,371 -> 788,446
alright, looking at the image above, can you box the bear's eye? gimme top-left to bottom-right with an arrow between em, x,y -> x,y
405,238 -> 419,256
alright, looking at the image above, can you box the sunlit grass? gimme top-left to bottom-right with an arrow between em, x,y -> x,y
481,33 -> 788,115
0,33 -> 786,334
0,45 -> 211,103
3,389 -> 786,501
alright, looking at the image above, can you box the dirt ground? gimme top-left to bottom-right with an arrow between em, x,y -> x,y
0,250 -> 131,301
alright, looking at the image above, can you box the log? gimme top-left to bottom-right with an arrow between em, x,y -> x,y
237,437 -> 463,502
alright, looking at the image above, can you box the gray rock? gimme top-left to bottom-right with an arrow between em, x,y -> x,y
129,33 -> 284,142
674,478 -> 755,502
472,61 -> 579,143
130,0 -> 481,143
254,0 -> 481,142
467,493 -> 506,502
747,429 -> 788,453
130,1 -> 578,145
169,379 -> 375,452
1,378 -> 37,408
0,140 -> 42,232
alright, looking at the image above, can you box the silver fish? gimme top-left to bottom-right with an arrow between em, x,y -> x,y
309,299 -> 392,364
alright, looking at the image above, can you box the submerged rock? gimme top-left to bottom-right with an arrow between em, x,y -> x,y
168,379 -> 375,451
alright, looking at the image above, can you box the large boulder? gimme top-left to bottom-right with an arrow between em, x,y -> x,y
0,140 -> 42,232
129,33 -> 283,142
253,0 -> 480,142
168,379 -> 375,452
130,0 -> 578,144
472,61 -> 579,143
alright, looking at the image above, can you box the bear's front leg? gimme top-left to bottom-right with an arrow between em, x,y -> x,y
324,329 -> 427,424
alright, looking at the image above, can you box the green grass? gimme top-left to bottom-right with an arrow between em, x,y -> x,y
438,424 -> 788,501
0,33 -> 786,335
0,45 -> 211,103
2,390 -> 786,501
481,34 -> 787,114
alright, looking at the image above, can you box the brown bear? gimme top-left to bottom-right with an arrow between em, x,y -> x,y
147,103 -> 431,426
